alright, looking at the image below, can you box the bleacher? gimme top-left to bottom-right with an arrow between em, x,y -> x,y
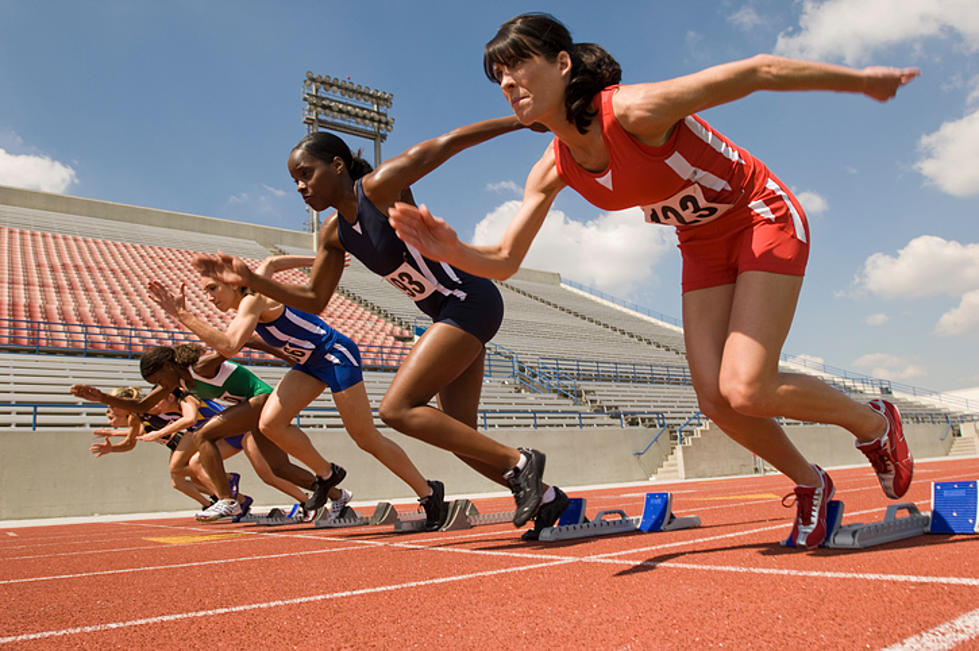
1,190 -> 975,458
0,352 -> 618,431
0,216 -> 411,358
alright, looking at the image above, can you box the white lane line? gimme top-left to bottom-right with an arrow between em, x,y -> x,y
0,544 -> 369,585
883,607 -> 979,650
0,498 -> 943,583
4,549 -> 978,645
0,558 -> 577,645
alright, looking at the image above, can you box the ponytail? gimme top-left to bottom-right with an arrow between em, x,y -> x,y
292,131 -> 373,180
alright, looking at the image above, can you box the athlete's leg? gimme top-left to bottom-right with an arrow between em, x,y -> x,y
333,381 -> 430,497
433,346 -> 512,487
168,435 -> 215,506
683,280 -> 819,486
258,370 -> 337,478
191,394 -> 268,500
718,271 -> 885,438
187,439 -> 244,499
378,322 -> 521,472
239,432 -> 309,503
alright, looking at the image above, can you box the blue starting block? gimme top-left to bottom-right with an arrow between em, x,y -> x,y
930,481 -> 978,534
538,492 -> 700,542
557,497 -> 588,526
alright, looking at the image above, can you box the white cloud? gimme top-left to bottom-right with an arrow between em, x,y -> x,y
866,313 -> 889,326
914,108 -> 979,197
853,352 -> 926,379
485,180 -> 522,195
261,184 -> 287,197
774,0 -> 979,65
795,190 -> 828,217
472,201 -> 675,296
853,235 -> 979,299
0,147 -> 77,193
728,6 -> 765,31
935,289 -> 979,336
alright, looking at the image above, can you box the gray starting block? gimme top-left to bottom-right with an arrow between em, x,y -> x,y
314,502 -> 401,529
440,499 -> 515,531
392,499 -> 515,533
538,492 -> 700,542
251,505 -> 306,526
828,502 -> 931,549
782,500 -> 931,549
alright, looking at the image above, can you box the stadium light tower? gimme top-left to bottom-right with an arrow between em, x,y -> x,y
302,72 -> 394,244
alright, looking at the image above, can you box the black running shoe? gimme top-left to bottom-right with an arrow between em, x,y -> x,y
420,480 -> 448,532
507,448 -> 545,527
521,486 -> 570,541
304,463 -> 347,513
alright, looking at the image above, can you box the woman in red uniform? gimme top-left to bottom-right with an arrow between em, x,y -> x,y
390,13 -> 919,549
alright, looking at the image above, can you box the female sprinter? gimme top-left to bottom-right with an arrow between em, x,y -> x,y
89,386 -> 244,514
388,13 -> 918,549
71,343 -> 346,521
197,117 -> 566,533
147,255 -> 449,531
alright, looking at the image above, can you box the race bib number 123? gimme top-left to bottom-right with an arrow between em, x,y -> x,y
641,184 -> 733,227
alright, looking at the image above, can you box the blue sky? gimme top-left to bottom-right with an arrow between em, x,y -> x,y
1,0 -> 978,392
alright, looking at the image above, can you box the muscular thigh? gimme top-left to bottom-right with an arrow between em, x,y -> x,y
384,322 -> 484,409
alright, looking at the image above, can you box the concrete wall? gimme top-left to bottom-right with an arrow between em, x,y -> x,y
0,184 -> 313,251
677,421 -> 952,480
0,426 -> 655,520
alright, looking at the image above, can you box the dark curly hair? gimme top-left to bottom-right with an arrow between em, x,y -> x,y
139,343 -> 203,380
483,13 -> 621,134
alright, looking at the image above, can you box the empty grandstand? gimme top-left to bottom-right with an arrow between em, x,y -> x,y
1,185 -> 977,517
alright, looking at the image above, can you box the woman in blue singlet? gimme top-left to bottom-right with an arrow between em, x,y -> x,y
196,118 -> 568,535
148,255 -> 449,530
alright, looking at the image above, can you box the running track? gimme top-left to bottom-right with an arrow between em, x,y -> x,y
2,457 -> 978,649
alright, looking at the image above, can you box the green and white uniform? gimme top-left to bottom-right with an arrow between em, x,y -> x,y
187,360 -> 272,404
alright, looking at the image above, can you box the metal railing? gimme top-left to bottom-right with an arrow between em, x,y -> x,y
0,317 -> 411,369
560,279 -> 683,327
634,411 -> 704,457
539,357 -> 692,385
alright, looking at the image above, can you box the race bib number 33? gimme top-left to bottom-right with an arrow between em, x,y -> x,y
641,184 -> 733,227
384,261 -> 437,301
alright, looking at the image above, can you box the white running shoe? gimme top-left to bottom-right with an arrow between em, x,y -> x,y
197,498 -> 242,522
325,488 -> 353,522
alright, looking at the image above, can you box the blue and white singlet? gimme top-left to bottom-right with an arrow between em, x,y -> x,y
254,304 -> 363,392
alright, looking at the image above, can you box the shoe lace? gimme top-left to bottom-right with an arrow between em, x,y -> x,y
861,441 -> 893,475
782,487 -> 815,526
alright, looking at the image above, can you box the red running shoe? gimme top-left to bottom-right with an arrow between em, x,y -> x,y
858,399 -> 913,499
783,465 -> 835,549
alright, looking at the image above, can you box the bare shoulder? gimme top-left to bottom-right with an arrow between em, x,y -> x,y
528,142 -> 565,195
609,82 -> 679,143
319,213 -> 344,250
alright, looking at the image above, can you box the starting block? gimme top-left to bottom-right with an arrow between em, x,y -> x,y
315,502 -> 401,529
930,481 -> 978,534
783,480 -> 979,549
251,505 -> 306,526
782,500 -> 931,549
538,492 -> 700,542
393,499 -> 516,532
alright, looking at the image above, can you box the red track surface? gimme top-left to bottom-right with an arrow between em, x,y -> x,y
3,457 -> 978,649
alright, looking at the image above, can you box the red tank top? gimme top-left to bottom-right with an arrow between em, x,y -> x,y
553,85 -> 770,228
